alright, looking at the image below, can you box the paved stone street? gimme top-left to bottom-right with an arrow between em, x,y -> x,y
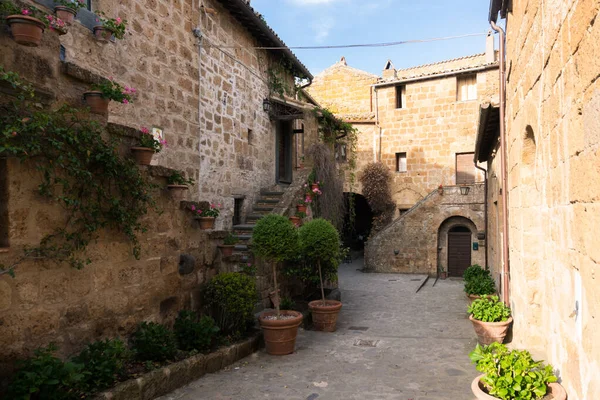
159,259 -> 478,400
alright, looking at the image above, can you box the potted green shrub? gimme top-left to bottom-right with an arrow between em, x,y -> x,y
252,214 -> 302,355
299,218 -> 342,332
469,343 -> 566,400
468,295 -> 512,345
54,0 -> 85,25
131,126 -> 166,165
3,4 -> 47,47
166,171 -> 193,200
464,264 -> 496,303
218,233 -> 238,257
93,11 -> 127,41
83,79 -> 134,114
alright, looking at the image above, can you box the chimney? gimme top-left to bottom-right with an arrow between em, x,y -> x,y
485,31 -> 495,63
382,60 -> 397,80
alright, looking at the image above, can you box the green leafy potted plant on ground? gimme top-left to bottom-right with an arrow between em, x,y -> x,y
54,0 -> 85,25
252,214 -> 302,355
218,233 -> 238,257
131,126 -> 166,165
191,203 -> 221,229
464,264 -> 496,303
166,170 -> 193,200
468,295 -> 512,345
3,4 -> 48,47
83,79 -> 135,114
298,218 -> 342,332
469,343 -> 566,400
93,11 -> 126,41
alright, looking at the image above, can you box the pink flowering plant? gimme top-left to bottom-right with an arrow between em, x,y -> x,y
298,193 -> 313,206
55,0 -> 86,12
0,3 -> 50,26
95,11 -> 126,39
45,15 -> 67,34
138,127 -> 166,152
90,79 -> 135,104
191,203 -> 221,218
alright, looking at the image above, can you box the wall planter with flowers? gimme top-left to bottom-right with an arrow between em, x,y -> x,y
192,204 -> 221,230
54,0 -> 85,25
2,4 -> 47,47
93,10 -> 126,41
45,15 -> 67,35
131,126 -> 166,165
218,233 -> 238,257
467,295 -> 512,345
438,185 -> 444,195
83,79 -> 134,114
166,171 -> 193,201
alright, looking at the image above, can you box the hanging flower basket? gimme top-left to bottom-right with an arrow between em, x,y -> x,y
167,184 -> 188,201
93,26 -> 114,41
130,147 -> 154,165
6,15 -> 45,47
54,6 -> 76,25
83,91 -> 110,114
197,216 -> 215,230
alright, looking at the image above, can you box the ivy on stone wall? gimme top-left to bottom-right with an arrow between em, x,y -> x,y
0,67 -> 157,276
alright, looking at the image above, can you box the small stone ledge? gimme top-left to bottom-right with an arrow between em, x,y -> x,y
94,332 -> 262,400
146,165 -> 181,178
208,230 -> 229,240
61,61 -> 105,85
106,122 -> 141,140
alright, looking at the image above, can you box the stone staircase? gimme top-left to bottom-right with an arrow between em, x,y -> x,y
231,189 -> 286,262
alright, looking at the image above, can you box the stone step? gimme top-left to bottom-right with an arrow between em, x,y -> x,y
235,244 -> 249,251
260,190 -> 285,197
246,214 -> 264,222
233,224 -> 255,233
256,198 -> 280,205
253,206 -> 275,214
234,234 -> 252,242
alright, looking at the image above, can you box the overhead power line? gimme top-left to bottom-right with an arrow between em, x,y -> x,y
204,32 -> 491,51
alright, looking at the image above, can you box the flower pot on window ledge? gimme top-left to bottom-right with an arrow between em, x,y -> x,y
167,185 -> 188,200
83,91 -> 110,114
130,147 -> 154,165
54,6 -> 76,25
6,15 -> 45,47
93,26 -> 114,41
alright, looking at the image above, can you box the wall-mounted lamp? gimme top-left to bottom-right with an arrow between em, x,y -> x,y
394,249 -> 400,256
262,98 -> 271,113
477,232 -> 486,240
460,186 -> 471,195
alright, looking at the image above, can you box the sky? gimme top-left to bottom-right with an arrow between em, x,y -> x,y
250,0 -> 496,76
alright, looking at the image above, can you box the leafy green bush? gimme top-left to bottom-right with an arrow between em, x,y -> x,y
464,265 -> 496,296
205,273 -> 257,337
7,344 -> 85,400
131,322 -> 177,362
468,295 -> 511,322
470,343 -> 557,400
73,339 -> 130,395
251,214 -> 298,263
174,311 -> 220,351
280,297 -> 296,310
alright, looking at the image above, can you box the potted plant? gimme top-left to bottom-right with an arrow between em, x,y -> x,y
192,203 -> 221,230
218,233 -> 238,257
438,265 -> 447,280
54,0 -> 85,25
166,171 -> 193,200
296,194 -> 311,214
311,181 -> 321,191
45,15 -> 67,35
83,79 -> 134,114
3,5 -> 47,47
469,343 -> 566,400
93,11 -> 126,41
289,211 -> 305,227
438,184 -> 444,195
252,214 -> 302,355
131,126 -> 166,165
468,295 -> 512,345
464,264 -> 496,304
299,218 -> 342,332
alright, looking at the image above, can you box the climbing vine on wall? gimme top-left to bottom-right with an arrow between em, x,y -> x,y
0,67 -> 157,276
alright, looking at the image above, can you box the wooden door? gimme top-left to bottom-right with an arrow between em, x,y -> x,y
448,232 -> 472,277
276,121 -> 292,184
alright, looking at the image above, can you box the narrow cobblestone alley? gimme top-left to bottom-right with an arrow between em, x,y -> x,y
159,259 -> 478,400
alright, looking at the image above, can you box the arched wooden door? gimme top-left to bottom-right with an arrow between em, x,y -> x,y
447,226 -> 472,277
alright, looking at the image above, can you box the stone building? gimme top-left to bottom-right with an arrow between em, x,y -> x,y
474,1 -> 600,399
308,39 -> 499,275
0,0 -> 317,377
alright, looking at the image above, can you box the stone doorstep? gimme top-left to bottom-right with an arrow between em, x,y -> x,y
93,332 -> 263,400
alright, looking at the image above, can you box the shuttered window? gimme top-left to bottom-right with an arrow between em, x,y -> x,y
396,152 -> 407,172
457,74 -> 477,101
395,85 -> 406,109
456,153 -> 476,184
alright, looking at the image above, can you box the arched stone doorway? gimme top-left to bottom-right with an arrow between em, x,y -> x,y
438,216 -> 478,277
343,193 -> 373,251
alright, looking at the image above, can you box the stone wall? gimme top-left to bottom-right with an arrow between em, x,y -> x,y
491,1 -> 600,398
365,184 -> 485,275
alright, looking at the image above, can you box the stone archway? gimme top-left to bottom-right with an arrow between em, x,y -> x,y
438,216 -> 480,277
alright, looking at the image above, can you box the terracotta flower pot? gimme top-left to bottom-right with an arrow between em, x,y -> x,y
467,294 -> 497,305
54,6 -> 76,25
6,15 -> 45,47
311,183 -> 319,191
93,26 -> 113,41
167,185 -> 188,200
309,300 -> 342,332
438,187 -> 444,195
259,310 -> 303,355
471,375 -> 566,400
197,216 -> 215,230
440,271 -> 447,280
218,244 -> 235,257
289,216 -> 301,227
469,315 -> 512,345
130,147 -> 154,165
296,204 -> 307,213
83,91 -> 110,114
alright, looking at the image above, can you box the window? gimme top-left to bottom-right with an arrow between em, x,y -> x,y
233,198 -> 243,226
456,153 -> 476,184
399,208 -> 410,215
335,143 -> 347,162
395,85 -> 406,109
457,74 -> 477,101
396,152 -> 407,173
85,0 -> 92,10
247,129 -> 253,146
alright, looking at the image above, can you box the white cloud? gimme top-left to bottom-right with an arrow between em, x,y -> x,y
312,16 -> 334,42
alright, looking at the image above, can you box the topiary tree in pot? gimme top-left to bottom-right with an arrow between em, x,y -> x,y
252,214 -> 302,355
298,218 -> 342,332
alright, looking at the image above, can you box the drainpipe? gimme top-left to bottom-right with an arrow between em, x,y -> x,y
474,162 -> 489,269
374,87 -> 382,162
491,20 -> 510,306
